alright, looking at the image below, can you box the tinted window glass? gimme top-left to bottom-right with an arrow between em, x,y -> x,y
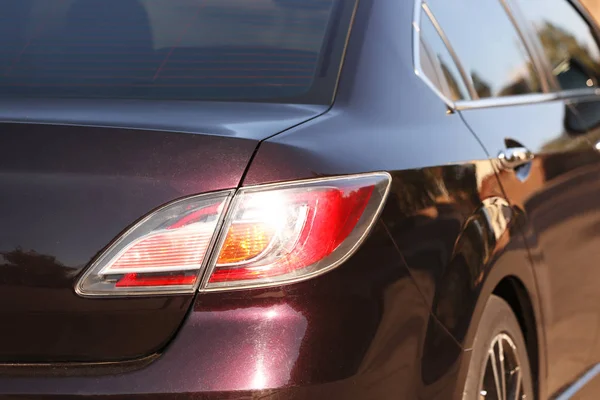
0,0 -> 355,103
427,0 -> 541,98
419,11 -> 470,101
517,0 -> 600,90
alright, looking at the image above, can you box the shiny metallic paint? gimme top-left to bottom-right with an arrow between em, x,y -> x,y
0,98 -> 327,141
460,99 -> 600,395
0,221 -> 462,399
245,0 -> 542,396
1,0 -> 473,397
2,0 -> 600,399
0,108 -> 305,361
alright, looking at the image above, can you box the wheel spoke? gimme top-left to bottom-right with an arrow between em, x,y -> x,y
514,365 -> 522,400
490,346 -> 503,400
499,339 -> 507,400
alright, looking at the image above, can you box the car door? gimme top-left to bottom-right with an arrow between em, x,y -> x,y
507,0 -> 600,393
515,0 -> 600,376
425,0 -> 600,395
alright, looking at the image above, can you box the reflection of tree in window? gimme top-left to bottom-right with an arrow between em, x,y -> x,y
498,61 -> 539,96
418,13 -> 470,101
498,78 -> 530,96
473,60 -> 539,98
537,22 -> 600,79
472,72 -> 492,98
441,63 -> 464,101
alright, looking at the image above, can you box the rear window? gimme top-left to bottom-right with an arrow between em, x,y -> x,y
0,0 -> 356,104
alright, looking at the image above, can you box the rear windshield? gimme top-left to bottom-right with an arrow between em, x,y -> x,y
0,0 -> 356,104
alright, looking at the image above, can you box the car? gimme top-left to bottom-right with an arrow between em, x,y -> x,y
3,0 -> 600,398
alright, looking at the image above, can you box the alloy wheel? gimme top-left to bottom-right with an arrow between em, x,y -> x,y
478,333 -> 525,400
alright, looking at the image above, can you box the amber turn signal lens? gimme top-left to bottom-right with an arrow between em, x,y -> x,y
216,222 -> 275,264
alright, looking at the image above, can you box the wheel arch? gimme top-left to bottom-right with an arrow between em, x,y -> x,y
427,200 -> 548,400
463,261 -> 546,399
493,276 -> 541,399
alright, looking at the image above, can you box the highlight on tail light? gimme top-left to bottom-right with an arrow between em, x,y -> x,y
75,192 -> 232,296
202,172 -> 391,291
75,172 -> 391,296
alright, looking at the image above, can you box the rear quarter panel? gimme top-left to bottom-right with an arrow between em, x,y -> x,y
244,0 -> 545,397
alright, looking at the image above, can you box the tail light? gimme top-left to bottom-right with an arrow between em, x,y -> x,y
76,192 -> 233,296
76,173 -> 391,296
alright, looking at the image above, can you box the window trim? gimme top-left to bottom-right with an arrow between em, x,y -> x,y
455,89 -> 600,110
412,0 -> 472,109
455,92 -> 560,110
413,0 -> 600,111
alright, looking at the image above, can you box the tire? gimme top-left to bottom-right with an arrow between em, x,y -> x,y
462,295 -> 535,400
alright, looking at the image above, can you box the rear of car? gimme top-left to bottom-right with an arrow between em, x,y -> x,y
0,0 -> 359,363
0,0 -> 471,399
0,0 -> 408,397
0,0 -> 358,365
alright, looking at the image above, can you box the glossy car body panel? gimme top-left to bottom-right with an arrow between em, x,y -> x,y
0,98 -> 327,140
0,101 -> 326,361
0,222 -> 464,399
460,100 -> 600,394
3,0 -> 600,398
0,0 -> 479,396
245,0 -> 544,396
567,95 -> 600,391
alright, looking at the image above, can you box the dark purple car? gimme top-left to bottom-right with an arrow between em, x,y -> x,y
4,0 -> 600,398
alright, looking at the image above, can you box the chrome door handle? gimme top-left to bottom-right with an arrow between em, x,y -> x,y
498,147 -> 534,169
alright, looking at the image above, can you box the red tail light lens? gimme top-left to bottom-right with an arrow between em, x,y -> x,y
76,173 -> 390,296
76,192 -> 232,296
202,173 -> 391,291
